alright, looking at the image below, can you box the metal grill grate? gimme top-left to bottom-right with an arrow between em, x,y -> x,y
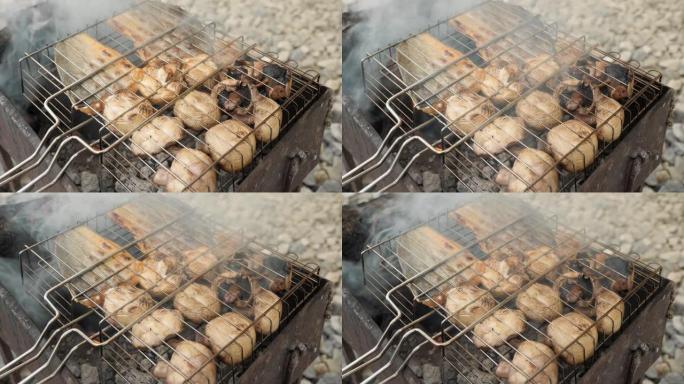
3,1 -> 321,192
346,199 -> 663,383
344,0 -> 664,192
8,197 -> 321,383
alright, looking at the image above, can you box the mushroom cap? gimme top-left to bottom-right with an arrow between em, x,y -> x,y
547,311 -> 598,364
445,91 -> 496,136
103,285 -> 154,327
153,340 -> 217,384
496,340 -> 558,384
154,148 -> 217,192
131,116 -> 185,156
547,120 -> 598,172
173,90 -> 221,130
445,284 -> 497,327
253,287 -> 282,335
515,91 -> 562,130
205,312 -> 256,364
173,283 -> 220,323
204,120 -> 256,173
102,90 -> 156,135
515,283 -> 562,322
596,287 -> 624,335
473,308 -> 526,348
500,148 -> 559,192
473,116 -> 526,156
131,309 -> 184,348
595,95 -> 624,143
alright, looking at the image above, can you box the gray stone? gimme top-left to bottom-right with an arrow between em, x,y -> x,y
318,180 -> 342,192
660,181 -> 684,192
661,373 -> 684,384
80,171 -> 99,192
318,372 -> 342,384
80,364 -> 98,384
422,364 -> 441,384
422,171 -> 441,192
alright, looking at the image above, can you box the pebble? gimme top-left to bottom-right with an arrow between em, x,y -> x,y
80,363 -> 98,384
422,171 -> 441,192
422,364 -> 441,384
79,171 -> 99,192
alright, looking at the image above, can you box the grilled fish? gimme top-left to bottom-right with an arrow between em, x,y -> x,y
396,33 -> 480,115
54,226 -> 139,308
55,33 -> 136,107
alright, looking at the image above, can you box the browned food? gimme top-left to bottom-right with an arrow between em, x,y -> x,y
173,90 -> 221,131
252,85 -> 283,143
102,285 -> 154,327
253,285 -> 282,335
445,91 -> 496,136
515,91 -> 562,130
524,54 -> 561,88
495,148 -> 559,192
55,33 -> 136,106
55,226 -> 140,308
473,308 -> 526,348
472,257 -> 526,297
444,284 -> 496,327
131,116 -> 184,156
476,61 -> 526,106
473,116 -> 526,156
595,94 -> 624,143
547,311 -> 598,364
134,255 -> 183,297
547,120 -> 598,172
153,340 -> 216,384
516,283 -> 562,322
79,90 -> 156,136
153,148 -> 217,192
202,120 -> 256,173
130,59 -> 185,105
496,340 -> 558,384
181,246 -> 220,279
396,226 -> 479,299
205,312 -> 256,364
396,33 -> 480,114
173,283 -> 220,323
596,287 -> 623,335
524,245 -> 563,278
183,54 -> 219,89
131,309 -> 184,348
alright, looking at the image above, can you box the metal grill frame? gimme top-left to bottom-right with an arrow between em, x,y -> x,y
347,200 -> 664,384
345,0 -> 664,192
5,0 -> 321,192
11,197 -> 322,383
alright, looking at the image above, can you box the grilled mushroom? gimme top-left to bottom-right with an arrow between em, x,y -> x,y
524,245 -> 563,279
261,64 -> 291,100
181,246 -> 220,279
473,308 -> 526,348
174,283 -> 220,323
445,91 -> 496,136
547,311 -> 598,364
173,90 -> 221,131
103,285 -> 154,327
79,90 -> 155,135
595,94 -> 624,143
524,54 -> 560,88
496,148 -> 559,192
473,116 -> 526,156
205,312 -> 256,364
130,59 -> 185,105
476,60 -> 526,106
547,120 -> 598,172
516,283 -> 562,322
153,340 -> 216,384
131,116 -> 185,156
444,284 -> 497,327
153,148 -> 217,192
472,257 -> 526,297
253,284 -> 282,335
595,287 -> 624,335
495,340 -> 558,384
131,309 -> 184,348
134,255 -> 183,297
515,91 -> 562,131
250,84 -> 283,143
182,54 -> 219,89
202,120 -> 256,172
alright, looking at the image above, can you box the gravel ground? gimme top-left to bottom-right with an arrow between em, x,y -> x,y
162,0 -> 343,193
506,0 -> 684,192
518,194 -> 684,384
186,194 -> 342,384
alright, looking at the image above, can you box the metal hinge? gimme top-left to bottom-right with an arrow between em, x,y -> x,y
627,150 -> 658,191
627,343 -> 659,384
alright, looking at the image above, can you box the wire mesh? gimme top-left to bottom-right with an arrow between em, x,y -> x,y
17,1 -> 321,192
357,0 -> 664,192
18,197 -> 322,383
359,200 -> 663,383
